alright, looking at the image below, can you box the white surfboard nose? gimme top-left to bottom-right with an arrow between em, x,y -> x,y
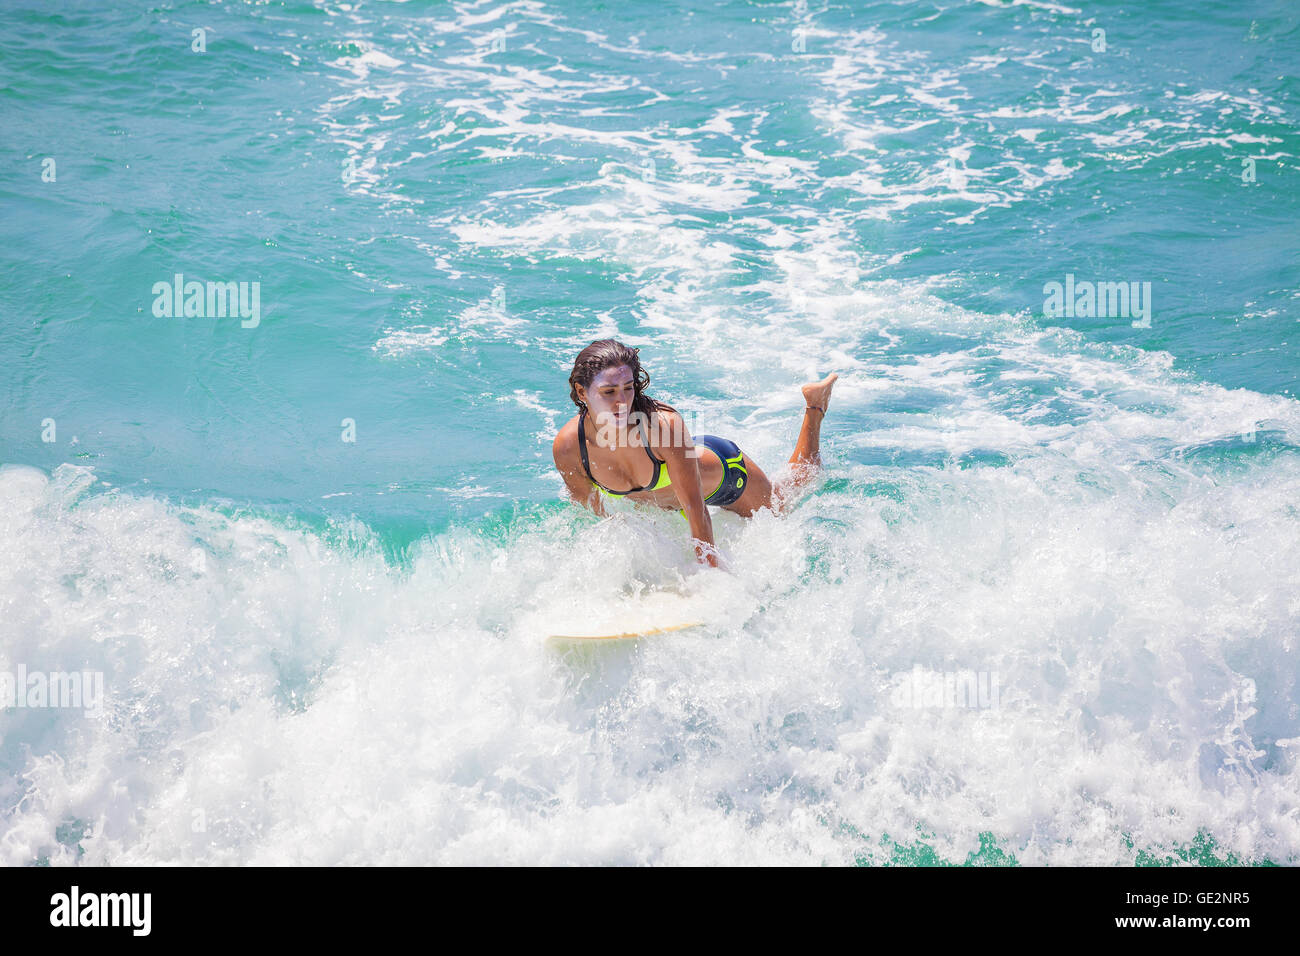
545,620 -> 706,643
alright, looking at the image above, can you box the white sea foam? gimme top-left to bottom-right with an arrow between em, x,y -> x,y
5,268 -> 1299,864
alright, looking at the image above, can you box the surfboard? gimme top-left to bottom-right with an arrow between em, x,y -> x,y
545,620 -> 705,643
517,553 -> 756,647
524,585 -> 713,645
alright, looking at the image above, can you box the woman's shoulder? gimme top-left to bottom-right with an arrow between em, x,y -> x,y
551,412 -> 582,461
647,401 -> 683,426
642,403 -> 688,452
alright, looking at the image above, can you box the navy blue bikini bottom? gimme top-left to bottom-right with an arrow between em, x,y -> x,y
696,434 -> 748,507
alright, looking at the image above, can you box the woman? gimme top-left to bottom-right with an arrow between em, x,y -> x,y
552,339 -> 838,568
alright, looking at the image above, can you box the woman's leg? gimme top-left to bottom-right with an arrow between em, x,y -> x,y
771,372 -> 837,512
723,373 -> 838,517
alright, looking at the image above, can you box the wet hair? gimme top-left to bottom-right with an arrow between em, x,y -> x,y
567,339 -> 673,421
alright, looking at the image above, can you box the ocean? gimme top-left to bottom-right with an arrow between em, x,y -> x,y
0,0 -> 1297,865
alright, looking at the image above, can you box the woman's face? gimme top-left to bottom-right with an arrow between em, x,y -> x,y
582,364 -> 635,429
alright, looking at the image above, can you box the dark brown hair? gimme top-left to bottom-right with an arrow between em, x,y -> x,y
568,339 -> 672,420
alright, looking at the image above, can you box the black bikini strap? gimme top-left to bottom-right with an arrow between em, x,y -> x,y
634,409 -> 665,465
577,407 -> 596,483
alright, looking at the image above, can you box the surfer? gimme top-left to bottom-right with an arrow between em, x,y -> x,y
552,339 -> 838,568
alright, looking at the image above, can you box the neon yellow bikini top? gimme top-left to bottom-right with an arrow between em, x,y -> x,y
577,407 -> 672,497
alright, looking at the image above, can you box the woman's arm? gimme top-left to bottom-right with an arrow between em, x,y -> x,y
652,412 -> 719,568
552,431 -> 607,517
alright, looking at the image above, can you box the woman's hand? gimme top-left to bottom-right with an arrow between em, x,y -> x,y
693,538 -> 729,571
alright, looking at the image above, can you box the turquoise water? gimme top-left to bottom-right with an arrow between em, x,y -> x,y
1,0 -> 1298,865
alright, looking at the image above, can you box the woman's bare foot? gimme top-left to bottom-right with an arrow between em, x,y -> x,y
801,372 -> 839,412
